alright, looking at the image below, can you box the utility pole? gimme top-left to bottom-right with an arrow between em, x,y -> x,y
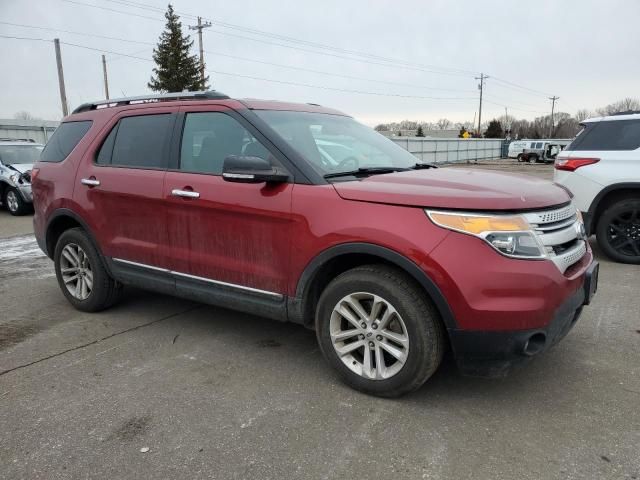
53,38 -> 68,117
189,16 -> 212,89
504,106 -> 509,138
101,54 -> 110,100
549,96 -> 559,138
475,73 -> 488,136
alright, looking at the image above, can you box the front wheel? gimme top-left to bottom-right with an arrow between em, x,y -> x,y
596,199 -> 640,264
54,227 -> 123,311
316,265 -> 445,397
3,187 -> 31,216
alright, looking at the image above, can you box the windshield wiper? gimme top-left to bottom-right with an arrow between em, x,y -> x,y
411,162 -> 438,170
323,166 -> 409,179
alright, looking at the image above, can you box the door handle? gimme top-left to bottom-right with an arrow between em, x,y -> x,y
171,189 -> 200,199
81,178 -> 100,187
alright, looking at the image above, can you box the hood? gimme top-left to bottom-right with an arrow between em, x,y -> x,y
331,168 -> 571,211
7,163 -> 33,174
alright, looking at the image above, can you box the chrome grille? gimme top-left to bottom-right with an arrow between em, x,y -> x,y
523,203 -> 587,273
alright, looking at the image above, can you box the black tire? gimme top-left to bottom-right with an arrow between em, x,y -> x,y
315,264 -> 445,397
54,227 -> 123,311
516,154 -> 523,162
596,198 -> 640,264
529,155 -> 538,164
3,187 -> 31,216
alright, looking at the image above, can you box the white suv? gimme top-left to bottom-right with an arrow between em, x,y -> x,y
554,112 -> 640,264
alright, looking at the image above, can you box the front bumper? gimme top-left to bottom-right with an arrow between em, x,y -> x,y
17,184 -> 33,203
449,261 -> 599,377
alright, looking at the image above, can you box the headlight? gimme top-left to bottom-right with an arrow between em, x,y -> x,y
426,210 -> 546,259
10,173 -> 20,184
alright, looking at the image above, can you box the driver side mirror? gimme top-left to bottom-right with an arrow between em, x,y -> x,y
222,155 -> 289,184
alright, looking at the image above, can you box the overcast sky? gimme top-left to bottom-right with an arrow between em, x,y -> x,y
1,0 -> 639,126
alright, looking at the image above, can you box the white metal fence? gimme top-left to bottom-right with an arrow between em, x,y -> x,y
390,138 -> 503,164
0,119 -> 59,144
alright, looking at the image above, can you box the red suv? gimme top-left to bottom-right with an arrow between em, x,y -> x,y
32,91 -> 598,397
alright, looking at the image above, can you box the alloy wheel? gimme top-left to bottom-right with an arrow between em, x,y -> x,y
329,292 -> 409,380
6,190 -> 19,212
60,243 -> 93,300
606,207 -> 640,257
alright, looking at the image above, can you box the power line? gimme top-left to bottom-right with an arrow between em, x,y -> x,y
0,33 -> 51,42
106,0 -> 479,77
490,76 -> 553,98
62,0 -> 560,100
205,69 -> 476,101
1,21 -> 474,92
62,0 -> 476,79
202,49 -> 476,93
483,100 -> 546,114
1,35 -> 476,102
104,0 -> 559,101
0,21 -> 154,45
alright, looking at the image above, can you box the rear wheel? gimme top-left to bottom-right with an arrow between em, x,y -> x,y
54,228 -> 123,311
316,265 -> 445,397
596,199 -> 640,264
516,154 -> 523,162
3,187 -> 31,216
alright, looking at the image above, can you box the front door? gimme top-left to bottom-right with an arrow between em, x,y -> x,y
163,108 -> 293,296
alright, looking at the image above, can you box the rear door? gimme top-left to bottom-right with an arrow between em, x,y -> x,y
74,108 -> 176,269
163,106 -> 293,296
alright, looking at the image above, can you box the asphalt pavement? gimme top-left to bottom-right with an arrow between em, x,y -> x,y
0,161 -> 639,480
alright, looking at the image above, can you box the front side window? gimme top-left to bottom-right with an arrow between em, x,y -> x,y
40,121 -> 92,163
102,114 -> 172,168
254,110 -> 420,176
0,144 -> 44,165
179,112 -> 270,174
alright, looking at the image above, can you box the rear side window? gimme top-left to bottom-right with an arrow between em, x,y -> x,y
97,114 -> 172,168
40,121 -> 92,162
566,120 -> 640,151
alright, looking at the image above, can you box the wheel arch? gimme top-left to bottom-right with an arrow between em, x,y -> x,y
45,209 -> 104,262
288,242 -> 457,331
587,183 -> 640,234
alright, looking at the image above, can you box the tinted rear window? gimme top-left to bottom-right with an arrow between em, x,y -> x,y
40,121 -> 92,162
108,114 -> 172,169
566,119 -> 640,151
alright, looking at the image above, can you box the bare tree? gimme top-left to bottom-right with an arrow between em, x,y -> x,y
596,98 -> 640,116
13,111 -> 40,121
436,118 -> 452,130
575,109 -> 593,123
619,97 -> 640,111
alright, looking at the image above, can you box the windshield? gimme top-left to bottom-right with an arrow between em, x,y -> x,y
0,145 -> 43,165
254,111 -> 420,176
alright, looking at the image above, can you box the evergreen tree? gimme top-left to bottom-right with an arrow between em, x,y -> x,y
484,119 -> 504,138
148,4 -> 209,92
416,125 -> 425,137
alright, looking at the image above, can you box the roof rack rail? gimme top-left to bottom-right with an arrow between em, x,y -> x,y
0,137 -> 35,142
611,110 -> 640,116
72,90 -> 230,114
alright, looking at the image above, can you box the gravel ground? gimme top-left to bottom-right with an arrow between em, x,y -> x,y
0,161 -> 638,480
